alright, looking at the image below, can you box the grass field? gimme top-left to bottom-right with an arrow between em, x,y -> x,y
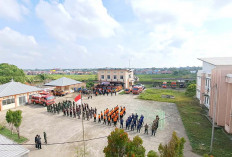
26,74 -> 97,82
0,125 -> 28,143
136,74 -> 196,82
139,88 -> 232,157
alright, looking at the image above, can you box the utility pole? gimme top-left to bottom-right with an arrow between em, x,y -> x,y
81,92 -> 85,157
210,84 -> 217,154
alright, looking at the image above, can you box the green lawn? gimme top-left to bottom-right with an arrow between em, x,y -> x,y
0,125 -> 28,144
139,88 -> 232,157
136,74 -> 196,82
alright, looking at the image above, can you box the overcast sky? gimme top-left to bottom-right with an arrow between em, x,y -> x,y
0,0 -> 232,69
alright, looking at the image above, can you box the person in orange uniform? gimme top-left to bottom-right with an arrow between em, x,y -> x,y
98,114 -> 101,123
94,113 -> 96,122
114,116 -> 117,127
103,115 -> 106,125
108,116 -> 111,126
101,111 -> 103,120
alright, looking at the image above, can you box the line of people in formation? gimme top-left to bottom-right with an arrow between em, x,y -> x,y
93,88 -> 117,96
93,105 -> 126,126
47,100 -> 97,120
47,101 -> 160,136
94,109 -> 160,136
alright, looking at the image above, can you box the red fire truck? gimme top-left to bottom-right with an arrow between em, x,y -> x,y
132,86 -> 143,94
31,92 -> 55,107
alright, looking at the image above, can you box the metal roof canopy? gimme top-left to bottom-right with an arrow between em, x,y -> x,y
198,57 -> 232,66
0,80 -> 42,98
0,134 -> 30,157
45,77 -> 82,87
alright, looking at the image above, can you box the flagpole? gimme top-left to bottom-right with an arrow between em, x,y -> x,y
81,91 -> 85,157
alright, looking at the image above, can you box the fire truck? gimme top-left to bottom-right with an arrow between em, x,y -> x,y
31,92 -> 55,107
162,82 -> 167,88
132,86 -> 143,94
124,87 -> 132,94
171,82 -> 177,89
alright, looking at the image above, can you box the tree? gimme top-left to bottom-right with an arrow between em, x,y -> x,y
158,131 -> 186,157
104,129 -> 146,157
86,80 -> 94,89
173,71 -> 179,76
147,150 -> 159,157
0,63 -> 26,84
103,128 -> 129,157
5,110 -> 14,134
35,74 -> 50,82
126,135 -> 146,157
12,110 -> 23,139
185,84 -> 196,97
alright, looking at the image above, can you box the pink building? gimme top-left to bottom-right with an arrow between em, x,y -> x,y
197,57 -> 232,134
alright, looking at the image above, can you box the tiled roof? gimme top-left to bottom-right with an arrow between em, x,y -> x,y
198,57 -> 232,66
0,80 -> 42,98
0,134 -> 30,157
45,77 -> 82,87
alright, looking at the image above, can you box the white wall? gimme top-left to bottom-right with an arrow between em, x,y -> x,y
202,62 -> 215,74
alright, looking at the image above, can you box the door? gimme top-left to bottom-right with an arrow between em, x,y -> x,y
19,96 -> 26,106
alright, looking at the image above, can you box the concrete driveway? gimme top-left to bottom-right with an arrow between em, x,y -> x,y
0,93 -> 199,157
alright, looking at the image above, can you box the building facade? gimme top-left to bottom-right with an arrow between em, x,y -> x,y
0,80 -> 42,111
97,68 -> 134,88
197,57 -> 232,134
45,77 -> 86,93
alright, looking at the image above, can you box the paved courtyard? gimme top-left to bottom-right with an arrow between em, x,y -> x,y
0,93 -> 199,157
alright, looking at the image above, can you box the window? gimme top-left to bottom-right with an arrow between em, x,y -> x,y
121,71 -> 123,73
129,74 -> 131,78
114,75 -> 117,79
101,75 -> 104,79
2,98 -> 15,105
107,75 -> 110,79
2,100 -> 7,105
120,75 -> 123,79
107,71 -> 110,73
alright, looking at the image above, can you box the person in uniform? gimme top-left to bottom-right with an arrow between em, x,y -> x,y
63,107 -> 66,116
108,116 -> 111,126
86,110 -> 89,121
131,122 -> 134,131
120,118 -> 124,128
70,107 -> 72,117
144,123 -> 148,134
101,111 -> 103,120
94,113 -> 96,122
98,114 -> 101,123
67,108 -> 69,116
137,123 -> 141,133
103,115 -> 106,125
113,116 -> 117,127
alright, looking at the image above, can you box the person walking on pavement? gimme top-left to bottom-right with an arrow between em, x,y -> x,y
43,132 -> 47,144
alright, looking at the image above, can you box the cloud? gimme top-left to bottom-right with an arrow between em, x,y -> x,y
36,0 -> 120,41
0,0 -> 29,21
0,27 -> 41,67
